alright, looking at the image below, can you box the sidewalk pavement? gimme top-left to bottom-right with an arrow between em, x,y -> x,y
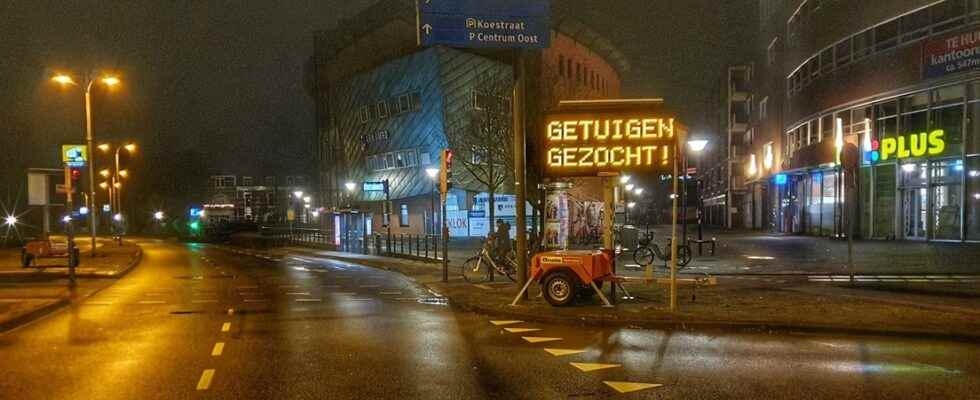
0,239 -> 142,332
221,243 -> 980,340
0,238 -> 142,281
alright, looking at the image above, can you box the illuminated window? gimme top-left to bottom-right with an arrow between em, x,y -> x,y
399,204 -> 409,227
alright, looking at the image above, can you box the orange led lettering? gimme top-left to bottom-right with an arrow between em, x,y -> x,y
626,119 -> 642,139
562,121 -> 577,141
547,121 -> 562,141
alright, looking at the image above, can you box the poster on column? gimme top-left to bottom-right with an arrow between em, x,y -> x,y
543,191 -> 568,249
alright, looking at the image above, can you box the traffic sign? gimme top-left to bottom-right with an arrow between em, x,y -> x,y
61,144 -> 87,167
363,181 -> 386,192
55,184 -> 76,194
418,0 -> 550,49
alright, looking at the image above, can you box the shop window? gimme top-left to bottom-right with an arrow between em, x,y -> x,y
968,83 -> 980,155
399,204 -> 410,227
876,100 -> 899,141
931,159 -> 963,240
808,173 -> 822,235
875,19 -> 899,51
860,167 -> 873,238
901,96 -> 929,137
932,86 -> 965,156
820,171 -> 837,236
966,156 -> 980,240
873,164 -> 896,238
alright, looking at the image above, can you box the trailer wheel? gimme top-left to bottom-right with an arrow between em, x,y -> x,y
542,271 -> 578,306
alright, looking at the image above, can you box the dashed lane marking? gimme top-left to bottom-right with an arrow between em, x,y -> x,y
490,320 -> 523,326
192,299 -> 219,303
137,300 -> 166,305
504,327 -> 541,333
544,348 -> 586,357
522,336 -> 562,344
296,298 -> 322,302
243,299 -> 269,303
211,342 -> 224,356
603,381 -> 663,394
221,322 -> 231,332
570,362 -> 621,372
196,369 -> 215,390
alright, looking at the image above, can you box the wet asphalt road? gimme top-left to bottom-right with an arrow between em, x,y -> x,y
0,239 -> 978,399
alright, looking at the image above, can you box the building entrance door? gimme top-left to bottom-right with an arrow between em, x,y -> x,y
902,187 -> 928,240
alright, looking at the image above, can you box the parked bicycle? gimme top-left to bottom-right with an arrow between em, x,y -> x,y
632,231 -> 692,268
462,236 -> 517,283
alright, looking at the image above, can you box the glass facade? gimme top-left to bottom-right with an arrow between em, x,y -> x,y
786,79 -> 980,242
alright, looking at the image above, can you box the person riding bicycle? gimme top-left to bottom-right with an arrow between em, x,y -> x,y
493,219 -> 511,262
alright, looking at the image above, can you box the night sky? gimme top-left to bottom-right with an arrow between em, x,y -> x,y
0,0 -> 751,214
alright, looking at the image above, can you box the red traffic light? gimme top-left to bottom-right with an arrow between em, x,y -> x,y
70,168 -> 82,181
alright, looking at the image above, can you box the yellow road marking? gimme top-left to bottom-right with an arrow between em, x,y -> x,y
544,348 -> 586,357
490,320 -> 523,326
296,298 -> 322,302
522,336 -> 562,343
211,342 -> 224,356
192,299 -> 218,303
221,322 -> 231,332
603,381 -> 663,393
504,327 -> 541,333
196,369 -> 215,390
137,300 -> 166,305
570,362 -> 621,372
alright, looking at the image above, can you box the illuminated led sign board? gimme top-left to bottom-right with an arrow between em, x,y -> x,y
543,110 -> 680,177
865,130 -> 946,164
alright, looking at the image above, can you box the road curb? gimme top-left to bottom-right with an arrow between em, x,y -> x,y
220,245 -> 980,343
0,297 -> 70,333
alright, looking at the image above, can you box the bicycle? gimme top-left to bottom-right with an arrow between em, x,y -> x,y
462,237 -> 516,283
632,231 -> 692,269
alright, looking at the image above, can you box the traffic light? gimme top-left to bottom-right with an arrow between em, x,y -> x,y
439,149 -> 453,194
70,168 -> 82,182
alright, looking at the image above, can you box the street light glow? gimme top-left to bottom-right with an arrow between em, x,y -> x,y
118,170 -> 129,178
113,213 -> 123,222
345,182 -> 356,192
154,211 -> 165,220
634,187 -> 644,195
293,191 -> 304,198
101,76 -> 121,86
99,181 -> 109,189
425,167 -> 440,179
303,196 -> 311,203
619,175 -> 631,184
687,139 -> 709,153
124,143 -> 137,152
625,184 -> 635,191
113,182 -> 121,189
4,216 -> 17,226
627,202 -> 636,209
100,169 -> 110,177
98,143 -> 111,152
52,74 -> 76,85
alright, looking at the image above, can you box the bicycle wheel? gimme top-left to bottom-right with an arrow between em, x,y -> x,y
461,256 -> 489,283
633,246 -> 655,266
497,258 -> 517,282
677,245 -> 693,267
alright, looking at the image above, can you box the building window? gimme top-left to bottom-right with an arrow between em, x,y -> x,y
421,152 -> 431,165
834,37 -> 851,67
242,176 -> 253,186
575,62 -> 581,85
411,92 -> 422,112
398,94 -> 411,114
900,7 -> 930,42
399,204 -> 409,227
874,19 -> 899,51
376,101 -> 389,119
265,176 -> 275,186
759,97 -> 768,121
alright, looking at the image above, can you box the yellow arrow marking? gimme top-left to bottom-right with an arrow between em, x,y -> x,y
522,336 -> 562,343
490,320 -> 523,326
504,327 -> 541,333
570,362 -> 621,372
544,348 -> 586,357
603,381 -> 664,394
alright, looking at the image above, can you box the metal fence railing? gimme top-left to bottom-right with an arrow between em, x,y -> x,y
258,226 -> 442,261
374,233 -> 442,261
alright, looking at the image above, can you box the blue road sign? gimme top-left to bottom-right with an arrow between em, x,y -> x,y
363,181 -> 386,192
418,0 -> 550,49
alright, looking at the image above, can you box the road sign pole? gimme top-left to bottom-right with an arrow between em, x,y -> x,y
64,165 -> 77,287
441,190 -> 448,283
513,49 -> 529,298
85,89 -> 98,257
385,179 -> 391,254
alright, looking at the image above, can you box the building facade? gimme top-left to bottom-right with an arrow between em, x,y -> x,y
204,174 -> 312,224
718,0 -> 980,243
313,0 -> 627,237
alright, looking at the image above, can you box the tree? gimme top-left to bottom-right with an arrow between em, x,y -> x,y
445,75 -> 514,234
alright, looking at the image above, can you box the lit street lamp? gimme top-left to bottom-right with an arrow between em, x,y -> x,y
98,142 -> 136,244
153,211 -> 165,221
4,216 -> 17,226
686,138 -> 710,243
52,71 -> 121,256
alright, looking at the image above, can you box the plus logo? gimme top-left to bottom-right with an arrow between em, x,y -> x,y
864,138 -> 881,164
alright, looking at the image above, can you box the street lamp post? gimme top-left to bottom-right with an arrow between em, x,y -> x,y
52,72 -> 120,256
687,139 -> 709,243
98,143 -> 135,244
425,168 -> 439,235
